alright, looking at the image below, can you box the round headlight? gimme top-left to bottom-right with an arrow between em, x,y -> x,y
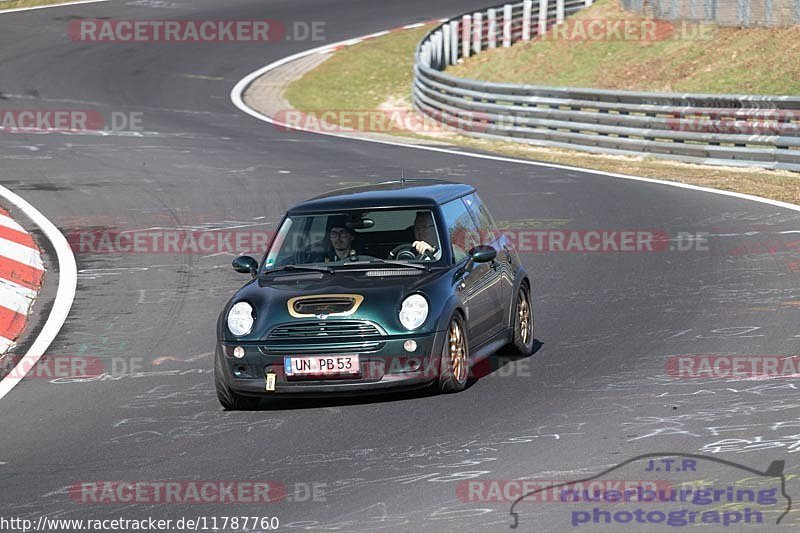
227,302 -> 254,336
399,294 -> 428,330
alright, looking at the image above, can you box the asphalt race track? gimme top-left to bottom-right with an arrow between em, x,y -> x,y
1,1 -> 800,531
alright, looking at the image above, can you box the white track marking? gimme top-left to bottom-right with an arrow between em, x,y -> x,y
0,236 -> 44,269
0,336 -> 13,355
0,278 -> 38,314
0,185 -> 77,401
0,213 -> 26,233
0,0 -> 109,14
231,34 -> 800,215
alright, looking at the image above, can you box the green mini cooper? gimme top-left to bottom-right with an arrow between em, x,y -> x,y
215,179 -> 533,409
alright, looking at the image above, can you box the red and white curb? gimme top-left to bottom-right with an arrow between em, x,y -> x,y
0,185 -> 76,401
0,206 -> 44,356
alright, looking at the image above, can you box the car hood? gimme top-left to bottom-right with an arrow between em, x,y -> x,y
220,268 -> 453,341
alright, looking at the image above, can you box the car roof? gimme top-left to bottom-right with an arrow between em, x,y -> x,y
287,179 -> 476,215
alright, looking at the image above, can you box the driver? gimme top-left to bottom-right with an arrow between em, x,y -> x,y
391,211 -> 439,260
412,211 -> 438,257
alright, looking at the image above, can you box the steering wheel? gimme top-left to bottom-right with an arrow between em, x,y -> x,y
388,244 -> 434,261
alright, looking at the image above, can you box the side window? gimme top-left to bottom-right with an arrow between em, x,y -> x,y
463,193 -> 497,244
441,199 -> 481,263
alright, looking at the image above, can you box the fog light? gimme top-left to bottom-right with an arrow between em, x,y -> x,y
233,346 -> 245,359
403,340 -> 417,352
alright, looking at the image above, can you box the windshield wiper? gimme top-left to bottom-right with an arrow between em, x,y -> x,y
341,258 -> 432,272
260,264 -> 334,276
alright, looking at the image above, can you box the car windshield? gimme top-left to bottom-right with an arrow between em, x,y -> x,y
263,208 -> 443,269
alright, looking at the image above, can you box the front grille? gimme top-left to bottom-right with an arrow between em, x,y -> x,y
259,341 -> 383,355
267,320 -> 382,339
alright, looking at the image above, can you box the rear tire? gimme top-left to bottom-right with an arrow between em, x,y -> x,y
509,284 -> 534,356
438,314 -> 469,393
214,352 -> 261,410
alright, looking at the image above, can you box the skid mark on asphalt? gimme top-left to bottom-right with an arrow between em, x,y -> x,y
106,409 -> 284,445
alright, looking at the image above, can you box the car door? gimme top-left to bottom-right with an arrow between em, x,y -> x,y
464,193 -> 516,329
441,198 -> 504,347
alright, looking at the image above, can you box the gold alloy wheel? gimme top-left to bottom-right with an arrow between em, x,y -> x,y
449,319 -> 467,383
517,291 -> 531,345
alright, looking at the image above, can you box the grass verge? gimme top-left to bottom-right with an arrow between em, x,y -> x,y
448,0 -> 800,95
0,0 -> 91,10
284,22 -> 800,205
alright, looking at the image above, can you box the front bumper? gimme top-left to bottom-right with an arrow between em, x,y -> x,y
216,330 -> 446,397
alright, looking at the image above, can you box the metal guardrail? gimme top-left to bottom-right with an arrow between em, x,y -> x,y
413,0 -> 800,171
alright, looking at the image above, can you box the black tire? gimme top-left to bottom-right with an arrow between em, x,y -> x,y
214,353 -> 261,410
438,314 -> 469,393
509,284 -> 534,356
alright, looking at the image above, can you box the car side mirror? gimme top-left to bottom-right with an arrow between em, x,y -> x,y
232,256 -> 259,277
469,245 -> 497,264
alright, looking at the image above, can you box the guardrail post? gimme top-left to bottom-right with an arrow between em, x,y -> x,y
450,20 -> 459,64
585,0 -> 593,5
462,14 -> 471,58
434,31 -> 443,69
795,0 -> 800,24
556,0 -> 565,24
765,0 -> 773,25
522,0 -> 533,40
487,8 -> 498,48
503,4 -> 512,47
473,12 -> 483,54
670,0 -> 679,19
538,0 -> 548,36
706,0 -> 718,20
442,24 -> 451,66
737,0 -> 751,26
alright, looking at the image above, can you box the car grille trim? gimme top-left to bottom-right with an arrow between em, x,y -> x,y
287,294 -> 364,317
267,320 -> 384,339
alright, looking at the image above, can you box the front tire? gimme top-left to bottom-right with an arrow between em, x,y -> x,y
438,314 -> 469,393
509,284 -> 534,356
214,352 -> 261,410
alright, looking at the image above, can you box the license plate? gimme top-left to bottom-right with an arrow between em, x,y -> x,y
284,355 -> 359,377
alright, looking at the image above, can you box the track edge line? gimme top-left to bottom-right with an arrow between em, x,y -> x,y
0,186 -> 77,400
